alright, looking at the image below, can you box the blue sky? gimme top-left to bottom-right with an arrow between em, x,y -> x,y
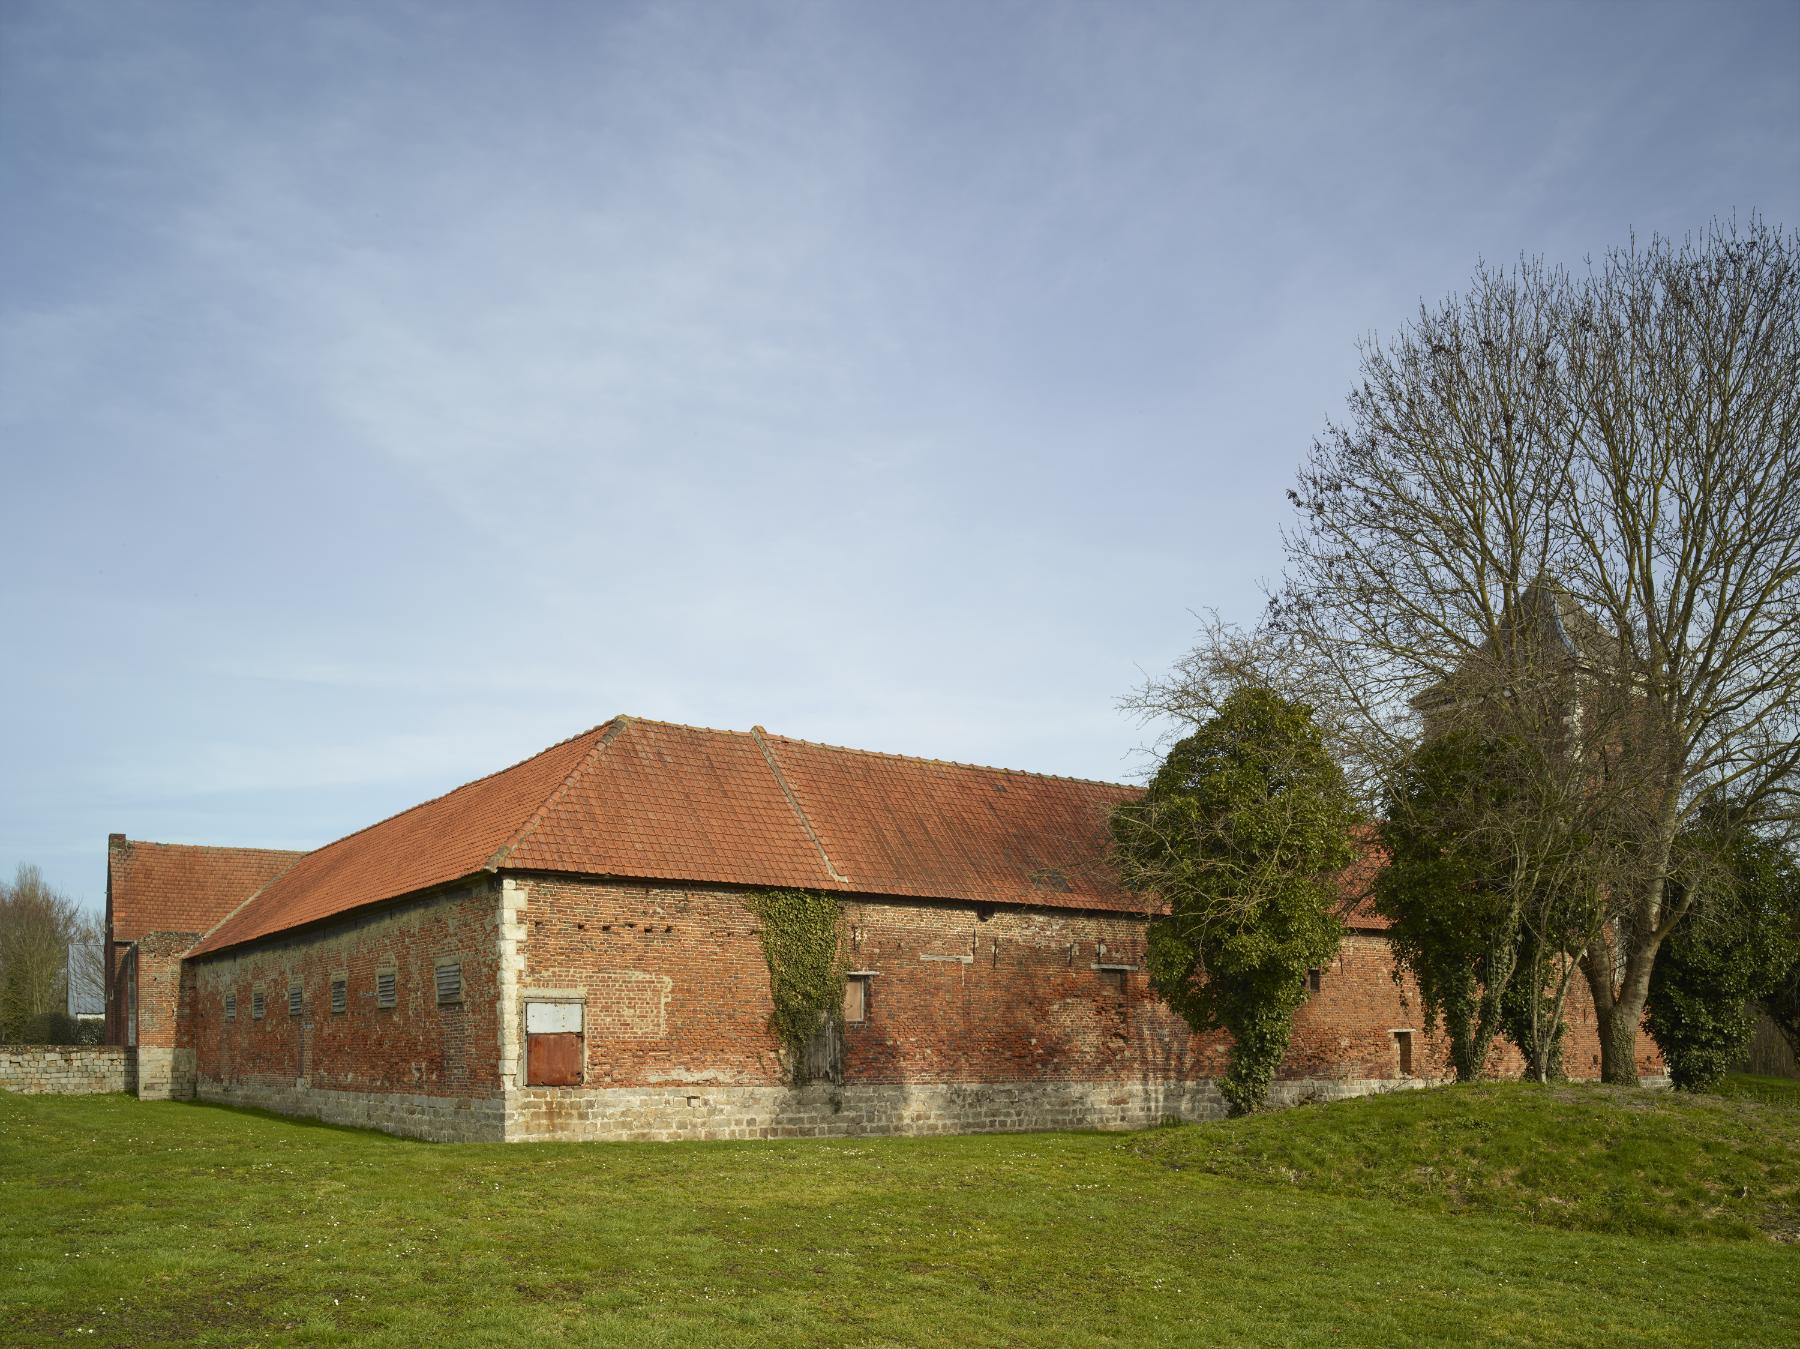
4,0 -> 1797,914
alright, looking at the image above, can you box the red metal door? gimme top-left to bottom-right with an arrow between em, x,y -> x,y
527,1032 -> 583,1086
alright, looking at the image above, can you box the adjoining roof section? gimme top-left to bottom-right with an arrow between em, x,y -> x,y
190,724 -> 613,955
188,717 -> 1153,956
758,730 -> 1142,912
107,838 -> 305,943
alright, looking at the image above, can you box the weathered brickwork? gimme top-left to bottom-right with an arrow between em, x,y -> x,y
133,931 -> 201,1100
188,880 -> 508,1139
0,1046 -> 135,1095
153,871 -> 1660,1143
500,875 -> 1659,1142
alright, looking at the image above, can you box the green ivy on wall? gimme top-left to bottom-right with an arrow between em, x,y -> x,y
743,889 -> 844,1082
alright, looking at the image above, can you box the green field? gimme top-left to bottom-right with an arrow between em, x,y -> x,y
1,1082 -> 1795,1347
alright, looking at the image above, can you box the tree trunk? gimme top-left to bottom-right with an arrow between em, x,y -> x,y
1585,944 -> 1655,1086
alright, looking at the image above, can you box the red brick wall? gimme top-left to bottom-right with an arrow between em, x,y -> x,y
515,875 -> 1660,1090
1285,933 -> 1662,1081
517,877 -> 781,1088
133,932 -> 198,1052
105,943 -> 132,1046
190,881 -> 504,1101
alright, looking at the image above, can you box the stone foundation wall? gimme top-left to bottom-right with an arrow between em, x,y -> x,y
196,1078 -> 507,1142
0,1046 -> 135,1095
505,1075 -> 1429,1143
136,1046 -> 196,1101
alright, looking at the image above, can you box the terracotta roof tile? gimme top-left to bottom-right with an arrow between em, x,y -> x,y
500,721 -> 828,887
181,717 -> 1393,957
107,839 -> 305,942
187,717 -> 1155,955
758,731 -> 1142,911
190,724 -> 608,955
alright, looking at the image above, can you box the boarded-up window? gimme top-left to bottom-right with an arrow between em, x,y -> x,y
376,968 -> 396,1009
288,985 -> 303,1017
526,1000 -> 583,1086
1308,968 -> 1323,994
1097,965 -> 1130,993
224,993 -> 236,1021
1395,1030 -> 1415,1076
435,962 -> 462,1006
844,974 -> 871,1025
252,991 -> 265,1020
330,977 -> 347,1014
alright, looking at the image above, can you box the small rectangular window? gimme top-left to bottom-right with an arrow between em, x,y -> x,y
288,985 -> 303,1017
844,974 -> 871,1025
252,991 -> 265,1020
1308,968 -> 1323,994
330,977 -> 347,1014
1395,1030 -> 1415,1076
224,992 -> 236,1021
435,962 -> 462,1006
1096,964 -> 1131,993
376,968 -> 396,1009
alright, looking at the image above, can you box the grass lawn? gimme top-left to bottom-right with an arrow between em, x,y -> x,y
1,1082 -> 1795,1347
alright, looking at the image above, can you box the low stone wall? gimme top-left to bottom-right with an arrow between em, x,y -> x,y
505,1075 -> 1429,1143
0,1046 -> 135,1095
195,1078 -> 507,1142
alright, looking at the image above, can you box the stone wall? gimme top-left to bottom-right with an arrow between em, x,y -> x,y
188,879 -> 507,1132
199,1077 -> 508,1142
0,1046 -> 135,1095
506,1076 -> 1434,1143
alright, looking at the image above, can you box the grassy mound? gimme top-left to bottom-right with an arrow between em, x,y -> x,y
3,1088 -> 1797,1345
1125,1080 -> 1800,1242
1713,1072 -> 1800,1109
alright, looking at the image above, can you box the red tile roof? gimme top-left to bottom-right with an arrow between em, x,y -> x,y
106,839 -> 306,942
191,725 -> 607,955
189,717 -> 1148,956
760,731 -> 1138,910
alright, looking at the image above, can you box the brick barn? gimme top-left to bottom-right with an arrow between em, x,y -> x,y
103,716 -> 1662,1142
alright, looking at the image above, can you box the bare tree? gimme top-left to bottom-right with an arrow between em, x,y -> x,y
1158,219 -> 1798,1084
0,864 -> 87,1042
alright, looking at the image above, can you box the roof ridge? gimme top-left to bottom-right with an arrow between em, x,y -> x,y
258,722 -> 615,869
486,717 -> 629,870
751,726 -> 850,885
600,714 -> 762,739
757,728 -> 1132,790
123,840 -> 308,856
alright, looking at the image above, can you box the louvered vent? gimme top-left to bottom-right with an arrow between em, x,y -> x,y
376,968 -> 396,1009
224,993 -> 236,1021
330,977 -> 347,1014
252,991 -> 265,1020
288,985 -> 303,1017
435,962 -> 462,1005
